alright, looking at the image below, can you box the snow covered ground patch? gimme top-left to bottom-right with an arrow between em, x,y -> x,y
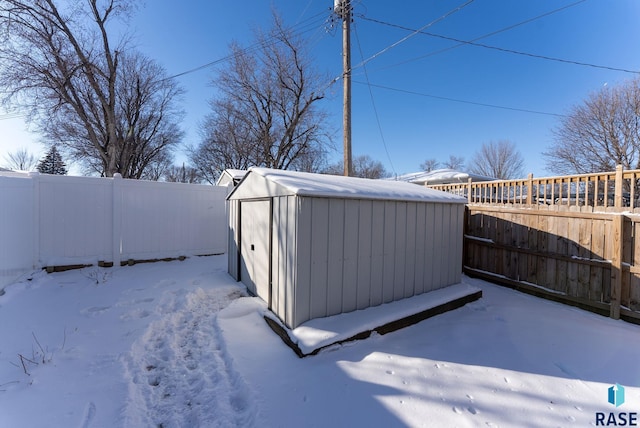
1,254 -> 640,427
0,256 -> 251,427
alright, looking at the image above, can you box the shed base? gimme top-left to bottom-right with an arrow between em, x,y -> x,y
264,283 -> 482,357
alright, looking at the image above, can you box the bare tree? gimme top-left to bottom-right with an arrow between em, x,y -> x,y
140,150 -> 173,181
544,78 -> 640,174
3,147 -> 38,171
164,163 -> 202,184
0,1 -> 183,178
443,155 -> 465,170
189,100 -> 256,184
191,13 -> 332,179
323,154 -> 388,179
420,158 -> 439,172
469,140 -> 524,179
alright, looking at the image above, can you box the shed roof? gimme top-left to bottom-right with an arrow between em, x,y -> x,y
228,168 -> 466,203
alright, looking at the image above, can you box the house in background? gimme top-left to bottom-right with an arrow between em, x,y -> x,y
389,168 -> 496,186
216,169 -> 247,189
227,167 -> 468,329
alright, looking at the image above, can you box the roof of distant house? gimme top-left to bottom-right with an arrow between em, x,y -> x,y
216,169 -> 248,186
388,168 -> 497,186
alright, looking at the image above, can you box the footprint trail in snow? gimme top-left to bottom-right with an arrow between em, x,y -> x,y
122,286 -> 256,427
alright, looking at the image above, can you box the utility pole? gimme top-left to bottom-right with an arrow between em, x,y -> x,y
335,0 -> 352,176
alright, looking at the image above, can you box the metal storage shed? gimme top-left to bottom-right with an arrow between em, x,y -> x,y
227,168 -> 467,329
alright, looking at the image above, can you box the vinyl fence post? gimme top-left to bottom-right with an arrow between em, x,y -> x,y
112,173 -> 122,269
29,171 -> 40,270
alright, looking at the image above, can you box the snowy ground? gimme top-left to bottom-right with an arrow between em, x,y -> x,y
1,255 -> 639,427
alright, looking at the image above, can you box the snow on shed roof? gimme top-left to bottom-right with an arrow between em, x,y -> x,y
229,167 -> 466,203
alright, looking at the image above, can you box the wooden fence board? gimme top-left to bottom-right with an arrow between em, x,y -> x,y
546,215 -> 557,290
577,218 -> 592,299
555,216 -> 569,294
590,219 -> 605,302
567,217 -> 580,298
463,205 -> 637,322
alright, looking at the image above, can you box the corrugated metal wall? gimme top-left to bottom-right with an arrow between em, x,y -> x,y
271,196 -> 298,327
228,193 -> 465,329
227,199 -> 239,280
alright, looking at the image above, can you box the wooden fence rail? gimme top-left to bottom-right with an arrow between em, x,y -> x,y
428,166 -> 640,324
429,165 -> 640,212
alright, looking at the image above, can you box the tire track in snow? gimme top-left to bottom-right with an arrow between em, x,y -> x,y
122,287 -> 256,427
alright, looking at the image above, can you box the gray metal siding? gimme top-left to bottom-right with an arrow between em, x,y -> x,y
370,201 -> 385,307
327,199 -> 345,315
424,203 -> 436,291
227,200 -> 239,280
309,198 -> 329,319
382,201 -> 396,304
272,195 -> 299,328
356,200 -> 373,310
404,202 -> 417,298
414,202 -> 427,295
433,203 -> 445,289
293,197 -> 312,328
342,200 -> 359,314
271,197 -> 282,318
393,202 -> 407,301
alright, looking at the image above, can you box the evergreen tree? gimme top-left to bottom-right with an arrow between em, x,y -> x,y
37,146 -> 67,175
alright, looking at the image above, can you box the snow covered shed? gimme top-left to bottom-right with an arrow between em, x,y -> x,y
227,168 -> 467,329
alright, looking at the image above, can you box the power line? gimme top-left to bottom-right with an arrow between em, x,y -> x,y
355,81 -> 566,117
352,0 -> 476,71
361,0 -> 592,72
360,15 -> 639,75
160,9 -> 331,82
353,22 -> 396,175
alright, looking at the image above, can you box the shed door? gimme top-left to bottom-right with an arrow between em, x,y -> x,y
240,200 -> 271,304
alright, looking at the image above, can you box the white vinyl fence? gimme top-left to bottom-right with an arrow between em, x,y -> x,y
1,172 -> 227,288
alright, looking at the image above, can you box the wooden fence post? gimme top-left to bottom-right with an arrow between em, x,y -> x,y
610,214 -> 624,319
527,173 -> 533,205
615,165 -> 623,210
467,178 -> 472,204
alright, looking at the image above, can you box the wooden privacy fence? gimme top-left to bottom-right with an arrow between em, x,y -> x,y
428,166 -> 640,324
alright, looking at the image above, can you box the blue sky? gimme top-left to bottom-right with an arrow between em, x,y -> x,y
2,0 -> 640,177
